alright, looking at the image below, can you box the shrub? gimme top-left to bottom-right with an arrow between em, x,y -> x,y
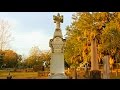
33,65 -> 41,72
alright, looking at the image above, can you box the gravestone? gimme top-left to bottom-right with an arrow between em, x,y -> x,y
49,13 -> 67,79
103,55 -> 110,79
84,63 -> 89,78
7,71 -> 12,79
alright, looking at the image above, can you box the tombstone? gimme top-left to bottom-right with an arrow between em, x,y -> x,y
103,55 -> 110,79
84,63 -> 89,78
49,13 -> 67,79
90,38 -> 101,79
42,61 -> 46,71
7,71 -> 12,79
72,67 -> 77,79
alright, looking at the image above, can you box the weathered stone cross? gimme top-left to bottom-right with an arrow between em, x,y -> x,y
53,13 -> 63,29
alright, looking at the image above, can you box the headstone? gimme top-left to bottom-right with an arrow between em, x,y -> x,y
84,63 -> 89,78
103,55 -> 110,79
7,71 -> 12,79
49,13 -> 67,79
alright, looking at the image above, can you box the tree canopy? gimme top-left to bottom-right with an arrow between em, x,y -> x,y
64,12 -> 120,66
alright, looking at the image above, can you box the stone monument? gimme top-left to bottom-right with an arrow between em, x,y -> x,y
103,55 -> 110,79
90,37 -> 101,79
49,13 -> 67,79
91,38 -> 99,71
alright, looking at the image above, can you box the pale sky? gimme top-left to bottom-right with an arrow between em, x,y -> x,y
0,12 -> 74,56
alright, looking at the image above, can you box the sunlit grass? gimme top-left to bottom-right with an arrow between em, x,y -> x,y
0,69 -> 120,79
0,71 -> 38,79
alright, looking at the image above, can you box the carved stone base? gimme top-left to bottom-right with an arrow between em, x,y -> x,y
7,75 -> 12,79
89,70 -> 101,79
48,73 -> 68,79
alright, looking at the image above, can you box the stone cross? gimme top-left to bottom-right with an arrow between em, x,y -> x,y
53,13 -> 63,29
49,13 -> 67,79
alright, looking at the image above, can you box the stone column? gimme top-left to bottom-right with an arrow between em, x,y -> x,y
103,55 -> 110,79
90,38 -> 101,79
91,38 -> 99,70
49,13 -> 67,79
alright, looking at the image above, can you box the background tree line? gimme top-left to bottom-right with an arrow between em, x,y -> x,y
0,19 -> 51,70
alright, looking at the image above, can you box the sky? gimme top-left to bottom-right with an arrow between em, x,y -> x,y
0,12 -> 74,57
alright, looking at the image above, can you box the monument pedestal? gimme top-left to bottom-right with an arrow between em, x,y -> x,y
49,52 -> 67,79
50,53 -> 64,74
49,73 -> 68,79
89,70 -> 101,79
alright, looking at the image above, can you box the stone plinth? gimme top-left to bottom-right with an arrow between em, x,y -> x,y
50,52 -> 64,74
49,73 -> 68,79
89,70 -> 101,79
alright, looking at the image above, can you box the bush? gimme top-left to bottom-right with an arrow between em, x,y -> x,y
33,65 -> 41,72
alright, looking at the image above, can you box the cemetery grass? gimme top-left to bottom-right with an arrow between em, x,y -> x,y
0,70 -> 48,79
0,69 -> 120,79
110,70 -> 120,79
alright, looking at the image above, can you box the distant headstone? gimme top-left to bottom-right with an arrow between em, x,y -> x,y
7,71 -> 12,79
103,55 -> 110,79
84,63 -> 89,78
